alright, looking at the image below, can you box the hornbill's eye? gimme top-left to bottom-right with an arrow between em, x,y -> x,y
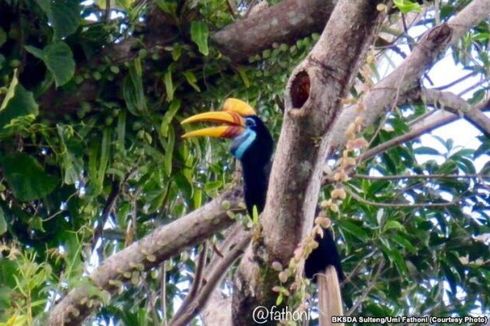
245,118 -> 256,127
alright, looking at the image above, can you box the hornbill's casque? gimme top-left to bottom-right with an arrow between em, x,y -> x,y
181,98 -> 343,281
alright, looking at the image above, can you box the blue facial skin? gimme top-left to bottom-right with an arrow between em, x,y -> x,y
230,128 -> 256,160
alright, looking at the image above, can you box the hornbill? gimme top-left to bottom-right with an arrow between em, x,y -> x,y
181,98 -> 343,281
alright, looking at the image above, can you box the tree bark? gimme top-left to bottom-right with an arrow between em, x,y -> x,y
46,0 -> 490,324
40,0 -> 338,116
212,0 -> 337,62
232,0 -> 388,324
48,187 -> 242,325
421,89 -> 490,136
328,0 -> 490,150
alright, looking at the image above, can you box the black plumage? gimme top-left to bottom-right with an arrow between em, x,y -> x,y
231,115 -> 344,281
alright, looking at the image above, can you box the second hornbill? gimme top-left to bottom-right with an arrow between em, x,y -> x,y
181,98 -> 343,281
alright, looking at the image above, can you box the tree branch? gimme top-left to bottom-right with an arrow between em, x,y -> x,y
170,228 -> 251,326
322,99 -> 489,186
345,186 -> 459,208
171,243 -> 208,322
40,0 -> 339,116
421,89 -> 490,136
212,0 -> 337,62
47,186 -> 243,325
353,173 -> 483,181
328,0 -> 490,150
232,0 -> 387,323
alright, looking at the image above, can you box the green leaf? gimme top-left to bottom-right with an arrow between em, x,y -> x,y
116,111 -> 127,151
38,0 -> 81,39
237,67 -> 250,88
0,153 -> 58,201
160,99 -> 181,137
25,42 -> 75,87
0,207 -> 6,235
123,59 -> 147,115
193,188 -> 202,209
174,172 -> 192,199
388,248 -> 409,276
190,21 -> 209,56
163,69 -> 174,102
28,216 -> 45,232
171,45 -> 182,61
340,220 -> 370,242
442,261 -> 458,294
183,71 -> 201,92
204,180 -> 222,194
414,146 -> 440,156
393,0 -> 422,13
154,0 -> 177,16
95,0 -> 135,10
57,125 -> 83,185
163,125 -> 175,176
0,71 -> 19,112
276,293 -> 283,306
252,205 -> 259,224
391,234 -> 417,253
0,84 -> 38,130
88,130 -> 111,195
383,220 -> 406,233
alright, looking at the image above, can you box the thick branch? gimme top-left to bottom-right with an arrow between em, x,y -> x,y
322,99 -> 489,185
264,0 -> 385,271
48,187 -> 242,325
40,0 -> 338,115
421,89 -> 490,136
212,0 -> 337,62
232,0 -> 387,324
328,0 -> 490,150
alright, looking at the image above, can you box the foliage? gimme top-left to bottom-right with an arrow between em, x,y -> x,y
0,0 -> 488,324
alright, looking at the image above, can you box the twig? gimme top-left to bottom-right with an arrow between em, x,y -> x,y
48,186 -> 243,325
161,263 -> 168,326
323,96 -> 490,187
340,250 -> 378,287
434,71 -> 478,90
408,107 -> 438,126
104,0 -> 111,22
364,98 -> 489,162
347,261 -> 385,316
91,180 -> 121,249
353,173 -> 483,181
366,111 -> 389,149
172,243 -> 208,319
43,191 -> 78,222
457,79 -> 489,97
210,242 -> 224,258
401,14 -> 409,43
91,168 -> 137,250
169,231 -> 251,326
226,0 -> 237,17
345,186 -> 459,208
434,0 -> 440,25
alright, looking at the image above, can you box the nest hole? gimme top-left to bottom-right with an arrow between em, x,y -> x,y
290,70 -> 310,109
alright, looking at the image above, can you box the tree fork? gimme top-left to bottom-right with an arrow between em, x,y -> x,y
232,0 -> 389,324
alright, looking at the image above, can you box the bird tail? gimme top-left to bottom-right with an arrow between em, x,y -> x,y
318,265 -> 344,326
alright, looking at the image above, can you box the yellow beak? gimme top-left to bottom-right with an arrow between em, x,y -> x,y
181,111 -> 245,139
181,98 -> 256,139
